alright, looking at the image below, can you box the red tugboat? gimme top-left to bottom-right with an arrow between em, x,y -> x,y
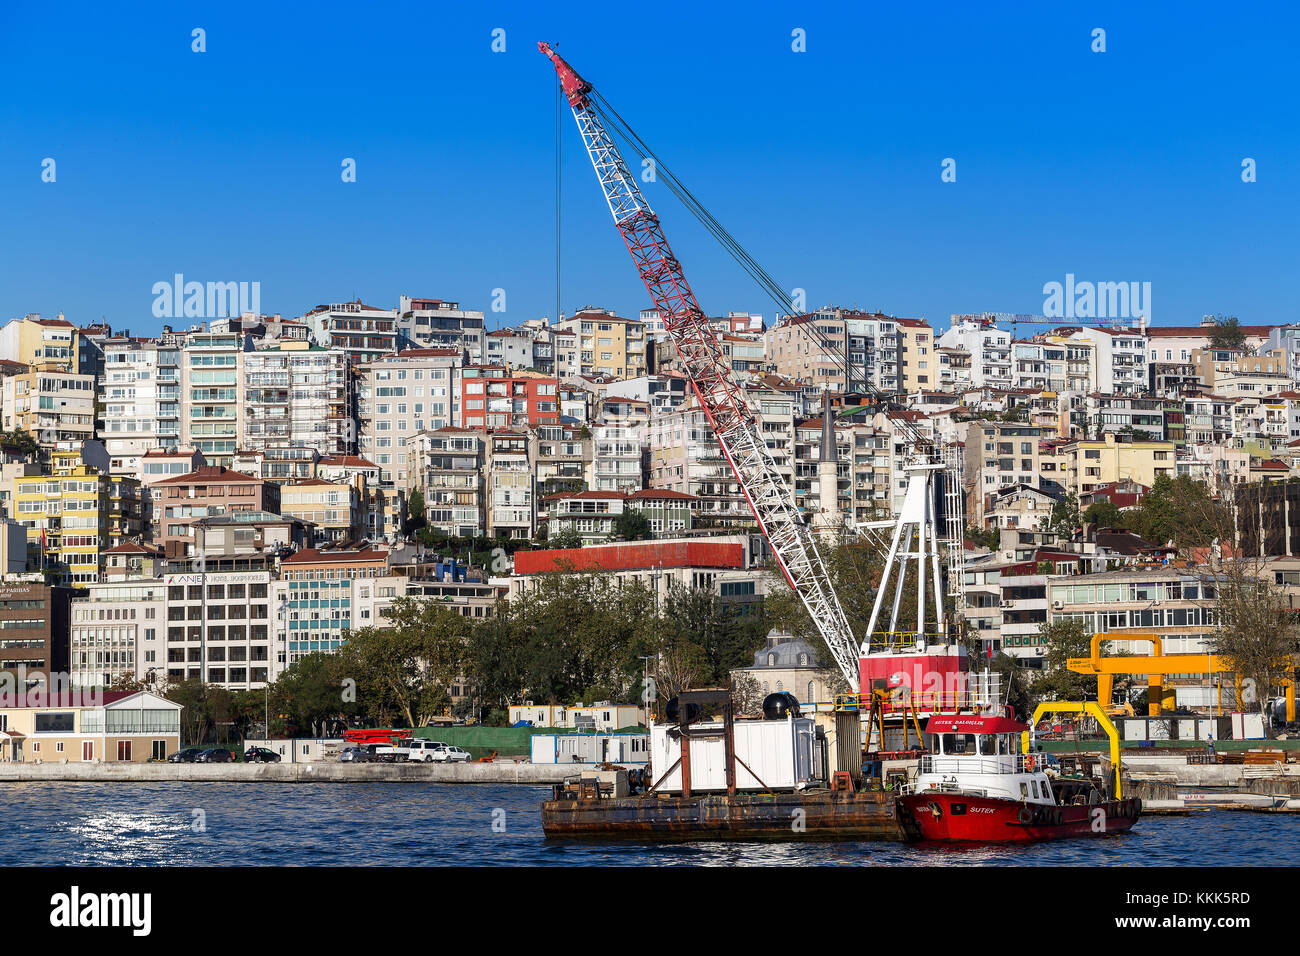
897,713 -> 1141,842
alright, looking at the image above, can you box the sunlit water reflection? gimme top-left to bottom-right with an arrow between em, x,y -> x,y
1,783 -> 1293,866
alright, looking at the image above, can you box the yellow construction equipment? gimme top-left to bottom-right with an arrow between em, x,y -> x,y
1021,700 -> 1124,799
1068,632 -> 1297,721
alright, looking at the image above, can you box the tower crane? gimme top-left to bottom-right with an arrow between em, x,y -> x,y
540,43 -> 971,702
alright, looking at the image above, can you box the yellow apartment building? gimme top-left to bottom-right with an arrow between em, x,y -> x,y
12,450 -> 142,585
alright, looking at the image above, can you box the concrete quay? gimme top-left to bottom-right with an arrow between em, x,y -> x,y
0,761 -> 586,785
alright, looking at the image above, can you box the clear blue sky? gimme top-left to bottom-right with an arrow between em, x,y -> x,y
1,1 -> 1295,334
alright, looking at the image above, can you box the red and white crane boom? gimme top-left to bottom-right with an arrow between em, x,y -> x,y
540,42 -> 862,692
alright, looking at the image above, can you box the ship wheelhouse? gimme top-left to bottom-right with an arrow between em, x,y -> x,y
908,714 -> 1056,805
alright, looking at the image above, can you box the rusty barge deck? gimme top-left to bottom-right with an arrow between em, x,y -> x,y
541,788 -> 914,841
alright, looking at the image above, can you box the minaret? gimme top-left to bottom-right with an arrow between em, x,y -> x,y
815,391 -> 840,534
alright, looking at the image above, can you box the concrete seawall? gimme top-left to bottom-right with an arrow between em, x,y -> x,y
0,762 -> 586,784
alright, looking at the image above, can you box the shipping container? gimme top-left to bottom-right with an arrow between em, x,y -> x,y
649,716 -> 820,793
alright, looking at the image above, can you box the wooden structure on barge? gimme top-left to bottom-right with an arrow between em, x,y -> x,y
541,689 -> 915,841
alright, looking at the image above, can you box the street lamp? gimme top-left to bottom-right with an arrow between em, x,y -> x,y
638,654 -> 654,726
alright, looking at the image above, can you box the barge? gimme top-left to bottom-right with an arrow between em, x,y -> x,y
542,688 -> 918,841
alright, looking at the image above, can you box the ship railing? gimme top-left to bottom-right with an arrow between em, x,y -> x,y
899,781 -> 990,798
919,754 -> 1038,776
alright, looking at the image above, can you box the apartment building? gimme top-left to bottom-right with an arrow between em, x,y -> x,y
1,370 -> 96,451
486,430 -> 534,539
397,295 -> 485,362
1058,433 -> 1176,498
556,308 -> 647,380
301,300 -> 400,362
1192,347 -> 1290,399
243,343 -> 352,456
162,570 -> 273,687
70,579 -> 166,689
152,466 -> 281,560
0,315 -> 80,371
1061,326 -> 1148,396
939,318 -> 1013,390
533,424 -> 591,498
460,366 -> 560,432
275,543 -> 391,668
649,404 -> 750,530
180,330 -> 248,467
357,348 -> 462,490
961,421 -> 1044,524
99,337 -> 183,473
407,428 -> 486,538
12,450 -> 143,584
280,478 -> 361,543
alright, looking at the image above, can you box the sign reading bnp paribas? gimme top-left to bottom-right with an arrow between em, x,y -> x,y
151,275 -> 261,319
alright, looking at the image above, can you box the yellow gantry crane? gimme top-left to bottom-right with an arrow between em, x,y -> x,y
1067,631 -> 1296,721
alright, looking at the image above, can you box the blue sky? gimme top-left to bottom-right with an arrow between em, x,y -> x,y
0,1 -> 1295,334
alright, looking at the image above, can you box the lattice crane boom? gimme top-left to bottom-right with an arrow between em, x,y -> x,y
540,42 -> 861,692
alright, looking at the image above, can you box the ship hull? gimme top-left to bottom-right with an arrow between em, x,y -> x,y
542,790 -> 911,841
897,792 -> 1141,843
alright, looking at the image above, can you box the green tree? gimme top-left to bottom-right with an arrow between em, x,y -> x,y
276,652 -> 357,735
611,508 -> 653,541
1082,499 -> 1124,529
1029,618 -> 1100,704
403,489 -> 427,537
546,525 -> 583,549
0,429 -> 40,460
1208,315 -> 1247,353
1127,475 -> 1224,549
1047,493 -> 1081,540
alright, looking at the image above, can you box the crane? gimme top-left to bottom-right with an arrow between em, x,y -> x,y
541,44 -> 981,707
540,42 -> 864,692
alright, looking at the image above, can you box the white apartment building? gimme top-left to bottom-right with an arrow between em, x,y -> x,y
397,295 -> 485,362
1062,326 -> 1148,396
357,349 -> 463,490
938,318 -> 1013,390
70,580 -> 167,689
243,344 -> 352,456
99,338 -> 183,474
486,430 -> 534,539
180,330 -> 248,467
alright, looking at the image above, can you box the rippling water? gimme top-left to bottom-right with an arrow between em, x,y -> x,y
1,782 -> 1294,866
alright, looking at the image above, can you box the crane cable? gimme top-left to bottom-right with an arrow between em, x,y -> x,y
590,91 -> 933,456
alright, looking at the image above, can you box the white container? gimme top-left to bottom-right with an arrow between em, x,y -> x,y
1122,719 -> 1147,741
649,716 -> 818,793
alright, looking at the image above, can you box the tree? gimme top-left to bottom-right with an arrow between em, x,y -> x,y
546,525 -> 583,550
1047,493 -> 1081,540
276,652 -> 357,736
1082,499 -> 1123,529
1208,315 -> 1247,353
1206,565 -> 1299,720
964,524 -> 1000,550
1127,475 -> 1225,549
0,429 -> 39,460
403,489 -> 427,537
1030,618 -> 1101,704
612,508 -> 653,542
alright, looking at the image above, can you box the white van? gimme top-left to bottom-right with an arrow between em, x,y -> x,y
401,739 -> 449,763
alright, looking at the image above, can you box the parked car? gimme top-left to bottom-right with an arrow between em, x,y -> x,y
401,739 -> 448,763
197,748 -> 233,763
339,746 -> 371,763
167,747 -> 204,763
431,744 -> 472,763
244,747 -> 281,763
363,743 -> 397,763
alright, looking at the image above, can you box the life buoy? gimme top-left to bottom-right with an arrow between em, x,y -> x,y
1018,805 -> 1033,824
1026,755 -> 1036,772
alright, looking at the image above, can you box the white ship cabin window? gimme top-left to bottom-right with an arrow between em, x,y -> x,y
1020,782 -> 1029,799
